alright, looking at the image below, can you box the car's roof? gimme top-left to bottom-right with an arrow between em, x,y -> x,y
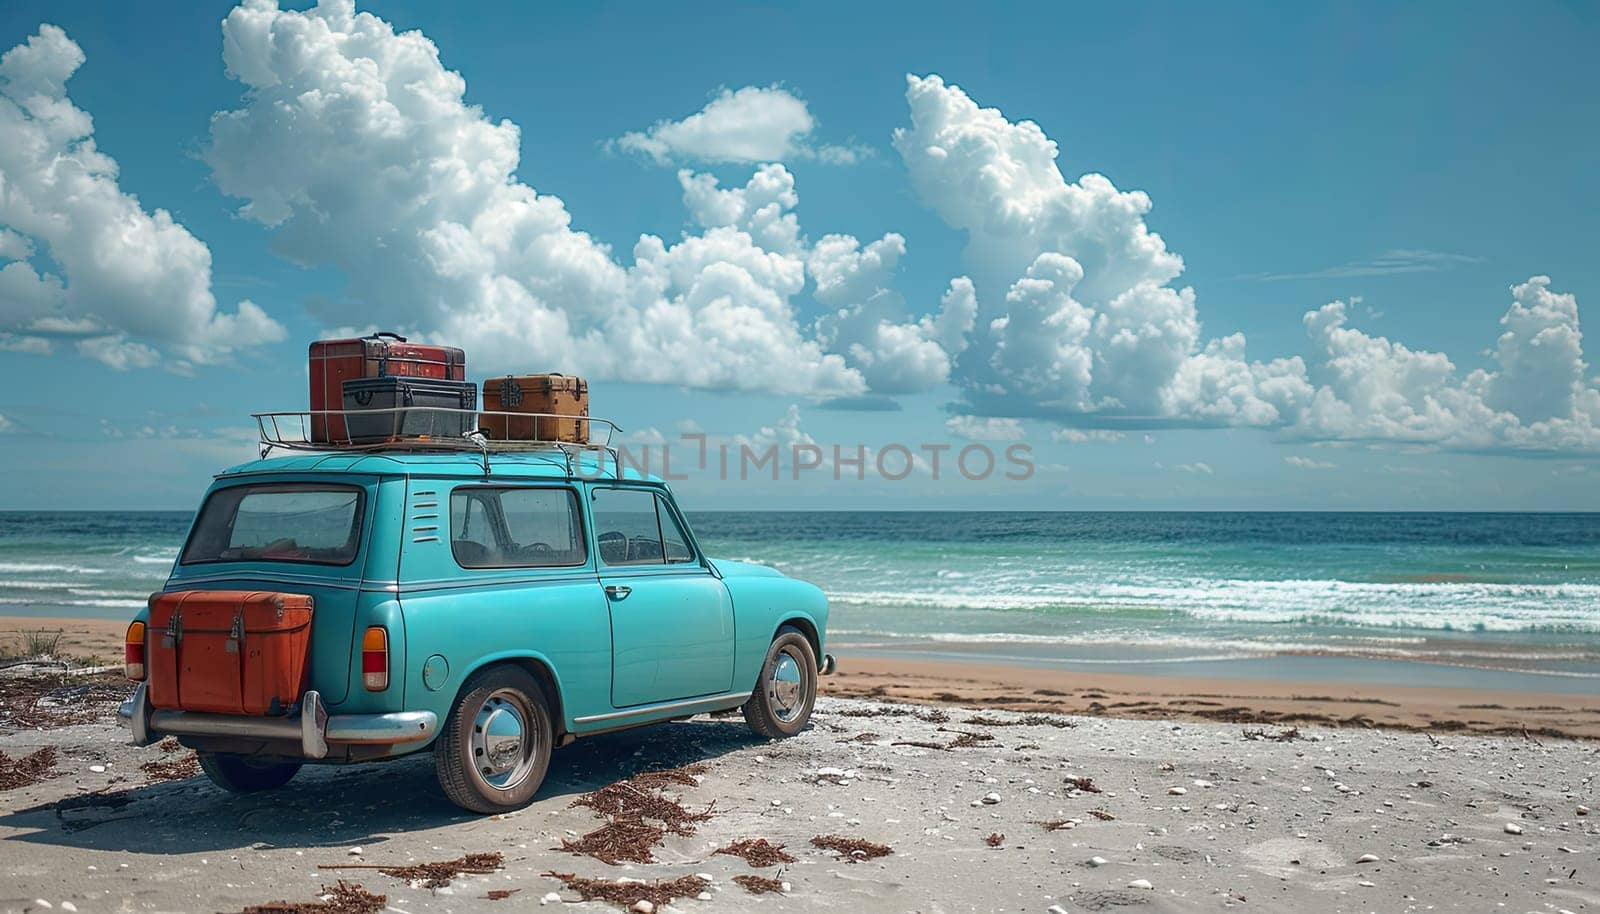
218,450 -> 662,483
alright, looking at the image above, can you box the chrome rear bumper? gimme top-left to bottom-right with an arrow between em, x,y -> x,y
117,683 -> 437,760
820,653 -> 837,675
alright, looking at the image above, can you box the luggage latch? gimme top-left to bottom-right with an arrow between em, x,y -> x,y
226,611 -> 245,654
162,606 -> 182,648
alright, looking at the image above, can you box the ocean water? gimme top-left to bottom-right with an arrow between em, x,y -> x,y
3,511 -> 1597,688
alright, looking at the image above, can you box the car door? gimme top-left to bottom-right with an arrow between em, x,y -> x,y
589,484 -> 734,707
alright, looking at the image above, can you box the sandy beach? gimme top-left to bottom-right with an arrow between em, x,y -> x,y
2,687 -> 1598,913
1,616 -> 1598,913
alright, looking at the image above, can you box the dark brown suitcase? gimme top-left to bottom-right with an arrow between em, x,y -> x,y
482,374 -> 589,443
309,332 -> 465,442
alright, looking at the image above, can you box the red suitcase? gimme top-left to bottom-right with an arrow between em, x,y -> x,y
309,332 -> 465,442
148,590 -> 315,716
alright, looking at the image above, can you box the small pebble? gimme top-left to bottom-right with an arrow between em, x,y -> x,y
541,892 -> 561,905
347,846 -> 363,856
60,904 -> 77,913
981,792 -> 1001,805
1048,907 -> 1069,914
632,901 -> 655,914
1087,856 -> 1108,867
1127,878 -> 1153,890
1504,823 -> 1523,835
1577,805 -> 1589,816
1357,853 -> 1379,863
1357,880 -> 1376,887
89,765 -> 106,773
1167,786 -> 1187,796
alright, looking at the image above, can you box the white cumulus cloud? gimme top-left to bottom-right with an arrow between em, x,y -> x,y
0,24 -> 284,369
1284,455 -> 1337,470
206,2 -> 958,401
894,74 -> 1305,427
945,415 -> 1025,441
614,85 -> 864,165
893,73 -> 1600,454
1052,428 -> 1124,443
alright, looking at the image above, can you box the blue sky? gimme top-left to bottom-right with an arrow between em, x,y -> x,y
0,1 -> 1595,510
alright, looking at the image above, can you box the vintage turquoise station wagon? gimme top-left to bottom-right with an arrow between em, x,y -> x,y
118,447 -> 833,812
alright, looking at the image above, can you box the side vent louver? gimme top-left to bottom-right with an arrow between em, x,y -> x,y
412,489 -> 440,543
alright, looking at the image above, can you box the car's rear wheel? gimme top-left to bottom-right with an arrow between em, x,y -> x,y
197,752 -> 301,793
434,665 -> 553,813
743,627 -> 818,739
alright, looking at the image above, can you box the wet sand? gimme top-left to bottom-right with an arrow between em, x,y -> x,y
826,655 -> 1600,742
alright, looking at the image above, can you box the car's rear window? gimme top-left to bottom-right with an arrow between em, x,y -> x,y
181,484 -> 366,566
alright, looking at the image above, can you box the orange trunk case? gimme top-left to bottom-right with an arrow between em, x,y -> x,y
147,591 -> 314,715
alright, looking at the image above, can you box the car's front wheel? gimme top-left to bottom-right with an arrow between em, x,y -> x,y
197,752 -> 301,793
434,665 -> 554,813
743,627 -> 818,739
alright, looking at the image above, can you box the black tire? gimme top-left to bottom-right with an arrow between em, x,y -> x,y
434,665 -> 554,813
197,753 -> 301,793
743,628 -> 818,739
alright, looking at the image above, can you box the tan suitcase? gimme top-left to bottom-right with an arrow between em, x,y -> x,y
482,374 -> 589,443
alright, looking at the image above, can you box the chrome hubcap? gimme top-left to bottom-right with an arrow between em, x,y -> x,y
470,689 -> 537,791
769,649 -> 806,722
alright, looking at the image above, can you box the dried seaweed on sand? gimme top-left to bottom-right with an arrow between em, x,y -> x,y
985,832 -> 1005,847
715,837 -> 797,867
1065,775 -> 1102,793
624,762 -> 706,791
0,746 -> 57,790
319,852 -> 503,889
559,819 -> 666,864
542,872 -> 709,908
571,781 -> 713,836
0,670 -> 130,728
810,834 -> 892,861
140,753 -> 200,782
733,874 -> 786,894
237,881 -> 386,914
966,714 -> 1075,729
1241,726 -> 1303,742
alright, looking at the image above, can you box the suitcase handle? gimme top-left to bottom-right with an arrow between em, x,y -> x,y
365,331 -> 407,342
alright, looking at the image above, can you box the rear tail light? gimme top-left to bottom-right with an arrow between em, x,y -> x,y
361,626 -> 388,691
124,621 -> 146,681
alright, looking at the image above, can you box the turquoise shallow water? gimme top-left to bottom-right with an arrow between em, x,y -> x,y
3,510 -> 1597,687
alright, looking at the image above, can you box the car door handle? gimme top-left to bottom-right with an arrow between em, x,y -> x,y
605,585 -> 631,600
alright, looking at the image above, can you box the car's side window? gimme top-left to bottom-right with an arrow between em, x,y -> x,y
656,496 -> 695,563
591,487 -> 669,566
450,487 -> 586,569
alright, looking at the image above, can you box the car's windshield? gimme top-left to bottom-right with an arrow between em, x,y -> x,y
181,484 -> 365,566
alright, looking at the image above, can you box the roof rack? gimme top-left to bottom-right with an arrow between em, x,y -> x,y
252,408 -> 627,478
